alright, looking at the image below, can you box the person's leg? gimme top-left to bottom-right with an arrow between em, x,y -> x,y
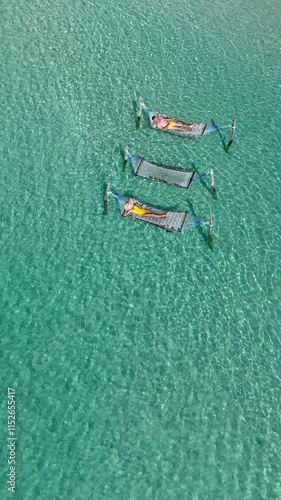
174,122 -> 192,131
143,212 -> 166,218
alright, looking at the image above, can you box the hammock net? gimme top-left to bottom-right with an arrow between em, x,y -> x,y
145,106 -> 219,138
129,155 -> 207,189
114,195 -> 204,232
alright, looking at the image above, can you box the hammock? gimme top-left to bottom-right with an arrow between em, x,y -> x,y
111,193 -> 209,233
126,152 -> 210,189
141,102 -> 221,138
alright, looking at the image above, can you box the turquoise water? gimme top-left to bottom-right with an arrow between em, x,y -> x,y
1,0 -> 281,498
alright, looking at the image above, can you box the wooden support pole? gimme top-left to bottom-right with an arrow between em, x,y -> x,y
137,98 -> 144,126
209,168 -> 217,199
123,146 -> 129,172
208,213 -> 215,246
138,98 -> 144,118
103,182 -> 111,214
226,118 -> 237,153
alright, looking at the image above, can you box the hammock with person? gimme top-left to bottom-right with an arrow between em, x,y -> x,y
138,100 -> 233,139
104,187 -> 214,236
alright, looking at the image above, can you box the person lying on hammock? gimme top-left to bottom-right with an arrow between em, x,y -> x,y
151,113 -> 194,132
123,198 -> 167,218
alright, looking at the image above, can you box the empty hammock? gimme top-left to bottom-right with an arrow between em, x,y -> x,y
125,150 -> 214,190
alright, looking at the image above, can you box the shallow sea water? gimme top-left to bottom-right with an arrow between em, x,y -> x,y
1,0 -> 281,498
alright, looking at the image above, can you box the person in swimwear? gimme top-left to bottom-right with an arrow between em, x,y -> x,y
151,113 -> 193,132
123,198 -> 167,218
